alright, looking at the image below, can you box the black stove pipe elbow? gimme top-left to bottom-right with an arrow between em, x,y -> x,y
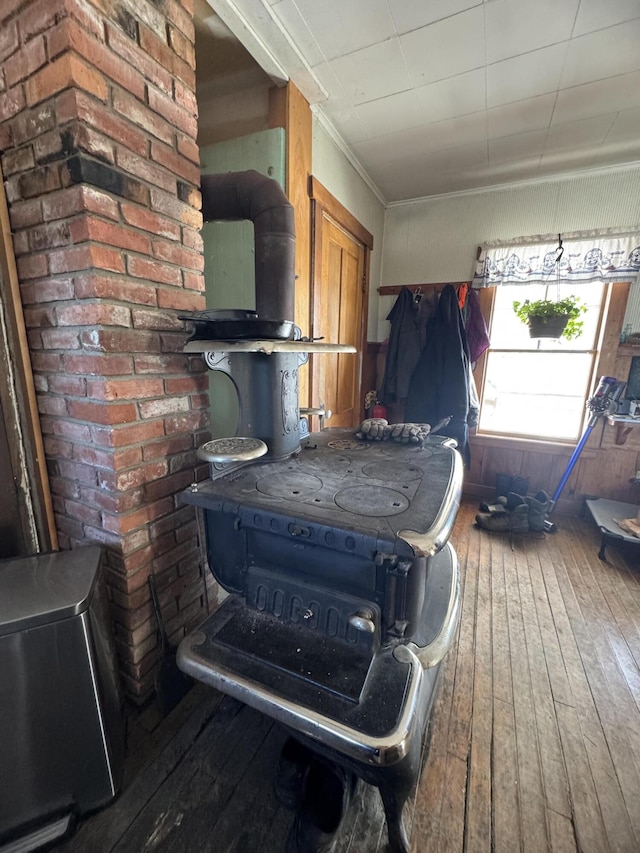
200,170 -> 296,323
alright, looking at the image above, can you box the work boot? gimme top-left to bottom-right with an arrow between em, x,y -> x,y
526,491 -> 550,532
505,491 -> 527,510
479,495 -> 507,512
476,501 -> 529,533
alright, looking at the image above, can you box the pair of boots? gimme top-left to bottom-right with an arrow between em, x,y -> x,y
478,472 -> 529,514
476,490 -> 550,533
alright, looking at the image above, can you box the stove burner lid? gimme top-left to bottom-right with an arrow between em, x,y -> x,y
334,485 -> 410,517
256,472 -> 323,498
362,459 -> 428,481
197,437 -> 268,463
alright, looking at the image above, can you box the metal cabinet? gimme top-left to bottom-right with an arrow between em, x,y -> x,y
0,547 -> 124,852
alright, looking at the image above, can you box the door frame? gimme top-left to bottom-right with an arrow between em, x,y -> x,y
308,177 -> 373,428
0,164 -> 57,553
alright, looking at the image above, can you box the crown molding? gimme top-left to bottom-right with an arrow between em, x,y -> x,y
387,160 -> 640,207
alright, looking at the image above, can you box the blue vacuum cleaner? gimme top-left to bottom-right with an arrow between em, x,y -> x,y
544,375 -> 626,532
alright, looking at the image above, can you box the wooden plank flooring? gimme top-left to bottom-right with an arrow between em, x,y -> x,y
417,499 -> 640,853
57,498 -> 640,853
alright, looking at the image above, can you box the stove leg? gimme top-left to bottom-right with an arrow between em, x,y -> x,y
379,783 -> 411,853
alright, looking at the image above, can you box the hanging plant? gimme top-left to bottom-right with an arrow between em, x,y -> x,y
512,295 -> 587,341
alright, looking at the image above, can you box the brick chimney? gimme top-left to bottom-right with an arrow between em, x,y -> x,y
0,0 -> 210,702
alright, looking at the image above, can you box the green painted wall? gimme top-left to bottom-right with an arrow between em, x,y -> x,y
200,128 -> 286,437
200,128 -> 286,310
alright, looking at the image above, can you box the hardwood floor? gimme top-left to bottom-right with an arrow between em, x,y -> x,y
417,499 -> 640,853
57,498 -> 640,853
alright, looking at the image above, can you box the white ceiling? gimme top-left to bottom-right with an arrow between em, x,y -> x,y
206,0 -> 640,203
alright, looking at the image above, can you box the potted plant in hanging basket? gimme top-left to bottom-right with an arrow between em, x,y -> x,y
512,295 -> 587,341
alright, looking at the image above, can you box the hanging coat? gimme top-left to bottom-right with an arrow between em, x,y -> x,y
464,287 -> 490,363
405,284 -> 471,461
379,287 -> 422,403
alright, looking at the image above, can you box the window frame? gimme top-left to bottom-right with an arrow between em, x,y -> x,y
472,281 -> 630,446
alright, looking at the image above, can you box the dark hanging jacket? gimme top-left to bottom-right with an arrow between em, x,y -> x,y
404,284 -> 471,461
379,287 -> 422,403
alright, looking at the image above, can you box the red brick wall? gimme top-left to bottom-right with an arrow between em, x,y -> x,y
0,0 -> 210,702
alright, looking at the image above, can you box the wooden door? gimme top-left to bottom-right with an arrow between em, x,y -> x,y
310,179 -> 373,429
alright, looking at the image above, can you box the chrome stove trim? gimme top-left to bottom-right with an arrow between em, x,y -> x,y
408,542 -> 461,669
397,447 -> 464,556
177,637 -> 424,767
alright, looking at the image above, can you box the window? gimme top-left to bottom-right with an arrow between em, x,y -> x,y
478,281 -> 606,442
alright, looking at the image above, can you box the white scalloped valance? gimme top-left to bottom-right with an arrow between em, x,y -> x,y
472,228 -> 640,288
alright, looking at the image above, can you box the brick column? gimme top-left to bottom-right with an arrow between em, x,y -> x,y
0,0 -> 210,701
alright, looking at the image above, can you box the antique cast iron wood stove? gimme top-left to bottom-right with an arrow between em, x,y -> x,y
177,171 -> 462,852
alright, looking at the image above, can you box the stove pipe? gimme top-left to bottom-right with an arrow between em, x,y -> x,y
200,170 -> 295,323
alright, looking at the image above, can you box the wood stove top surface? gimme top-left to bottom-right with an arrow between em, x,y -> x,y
186,429 -> 462,553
